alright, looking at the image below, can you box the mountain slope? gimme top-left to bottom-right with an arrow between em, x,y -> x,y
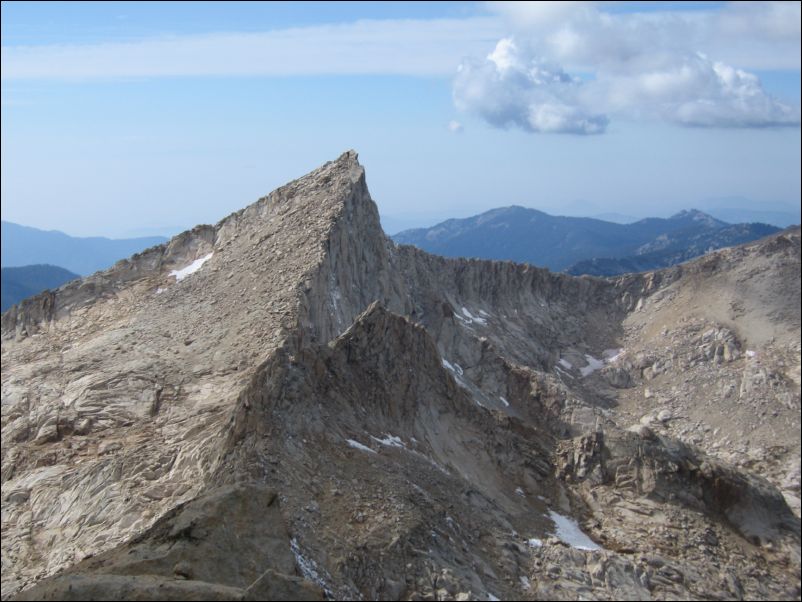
1,265 -> 80,312
393,206 -> 780,272
2,153 -> 799,601
567,222 -> 781,276
1,221 -> 167,276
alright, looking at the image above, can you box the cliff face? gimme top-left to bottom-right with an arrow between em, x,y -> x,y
2,152 -> 800,601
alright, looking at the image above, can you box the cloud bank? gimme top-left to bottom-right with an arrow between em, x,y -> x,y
453,1 -> 800,133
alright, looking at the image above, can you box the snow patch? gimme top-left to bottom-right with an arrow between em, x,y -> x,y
290,537 -> 332,596
558,358 -> 573,369
478,309 -> 491,317
461,307 -> 487,325
371,434 -> 405,448
170,252 -> 213,281
580,354 -> 605,377
453,313 -> 473,327
346,439 -> 376,454
548,510 -> 601,551
443,359 -> 464,376
443,357 -> 471,392
499,396 -> 510,407
603,348 -> 624,362
515,487 -> 525,497
520,575 -> 531,589
527,537 -> 543,548
554,365 -> 574,378
746,349 -> 756,358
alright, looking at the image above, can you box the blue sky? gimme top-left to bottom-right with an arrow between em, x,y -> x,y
2,1 -> 800,237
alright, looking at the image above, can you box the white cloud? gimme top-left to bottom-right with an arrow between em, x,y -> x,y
488,1 -> 801,70
1,17 -> 504,80
598,53 -> 800,127
454,38 -> 607,135
453,1 -> 800,133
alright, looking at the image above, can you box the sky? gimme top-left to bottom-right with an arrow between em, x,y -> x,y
1,1 -> 800,237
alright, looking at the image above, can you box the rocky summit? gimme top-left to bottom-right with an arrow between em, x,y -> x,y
2,151 -> 800,601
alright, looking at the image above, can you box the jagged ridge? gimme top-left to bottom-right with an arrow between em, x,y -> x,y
2,152 -> 799,601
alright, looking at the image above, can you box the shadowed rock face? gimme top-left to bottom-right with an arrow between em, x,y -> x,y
2,152 -> 800,601
13,484 -> 323,601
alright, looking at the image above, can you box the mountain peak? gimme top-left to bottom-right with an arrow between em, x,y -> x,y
669,208 -> 724,227
306,149 -> 363,188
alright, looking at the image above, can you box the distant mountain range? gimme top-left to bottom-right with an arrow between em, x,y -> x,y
1,264 -> 79,312
392,207 -> 782,274
567,222 -> 781,276
1,221 -> 167,276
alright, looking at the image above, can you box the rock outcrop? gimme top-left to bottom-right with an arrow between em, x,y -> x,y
2,151 -> 800,600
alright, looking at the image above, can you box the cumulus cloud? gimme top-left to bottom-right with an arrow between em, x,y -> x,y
454,38 -> 607,134
598,53 -> 800,128
453,1 -> 800,133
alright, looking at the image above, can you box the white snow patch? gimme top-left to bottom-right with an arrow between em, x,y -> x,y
548,510 -> 601,551
580,354 -> 605,377
554,365 -> 574,378
346,439 -> 376,454
499,396 -> 510,407
371,434 -> 405,448
515,487 -> 525,497
520,575 -> 531,589
478,309 -> 491,317
527,537 -> 543,548
155,287 -> 165,294
169,252 -> 213,281
558,358 -> 573,369
443,359 -> 464,376
746,349 -> 756,358
443,358 -> 471,391
487,595 -> 501,602
290,537 -> 332,595
603,348 -> 624,362
461,307 -> 487,325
